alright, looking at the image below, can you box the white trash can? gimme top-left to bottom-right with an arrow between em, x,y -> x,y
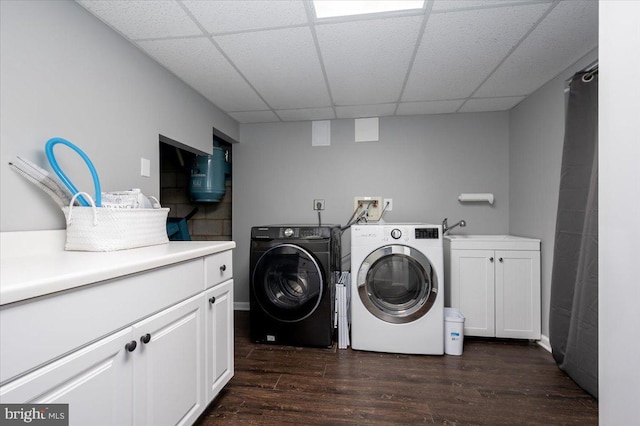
444,308 -> 465,356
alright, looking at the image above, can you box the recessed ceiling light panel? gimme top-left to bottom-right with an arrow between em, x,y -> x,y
313,0 -> 426,19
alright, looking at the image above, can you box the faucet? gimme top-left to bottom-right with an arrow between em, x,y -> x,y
443,217 -> 466,235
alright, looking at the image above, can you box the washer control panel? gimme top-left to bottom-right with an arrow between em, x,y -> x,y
351,224 -> 442,246
415,227 -> 439,239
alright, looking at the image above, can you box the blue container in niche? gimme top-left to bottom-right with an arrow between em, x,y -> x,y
189,147 -> 227,202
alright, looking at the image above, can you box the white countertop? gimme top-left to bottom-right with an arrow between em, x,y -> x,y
444,234 -> 540,250
0,230 -> 235,306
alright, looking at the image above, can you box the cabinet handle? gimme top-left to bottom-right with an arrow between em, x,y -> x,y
499,257 -> 503,263
140,333 -> 151,344
220,264 -> 226,272
125,340 -> 137,352
489,257 -> 494,263
209,296 -> 216,305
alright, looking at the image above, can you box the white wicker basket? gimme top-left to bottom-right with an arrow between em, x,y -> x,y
63,192 -> 169,252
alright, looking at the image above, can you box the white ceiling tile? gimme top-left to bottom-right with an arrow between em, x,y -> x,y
432,0 -> 550,12
396,100 -> 465,115
475,0 -> 598,97
277,107 -> 336,122
77,0 -> 599,122
403,3 -> 550,102
335,104 -> 397,119
228,111 -> 280,124
316,16 -> 423,105
459,96 -> 525,112
182,0 -> 308,34
137,38 -> 268,112
78,0 -> 201,39
214,27 -> 331,110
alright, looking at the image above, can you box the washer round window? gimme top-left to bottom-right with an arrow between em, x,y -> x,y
357,245 -> 438,324
252,244 -> 323,322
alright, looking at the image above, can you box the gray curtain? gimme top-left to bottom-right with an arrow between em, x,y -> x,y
549,70 -> 598,398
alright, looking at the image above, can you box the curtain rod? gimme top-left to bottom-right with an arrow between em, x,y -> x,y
565,61 -> 598,90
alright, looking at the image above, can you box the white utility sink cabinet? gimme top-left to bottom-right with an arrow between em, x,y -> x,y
0,231 -> 235,426
444,235 -> 541,340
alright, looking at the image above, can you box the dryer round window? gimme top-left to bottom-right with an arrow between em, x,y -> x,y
357,244 -> 438,324
252,244 -> 323,323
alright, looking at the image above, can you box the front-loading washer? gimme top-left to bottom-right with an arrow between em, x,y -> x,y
250,225 -> 341,347
350,223 -> 444,355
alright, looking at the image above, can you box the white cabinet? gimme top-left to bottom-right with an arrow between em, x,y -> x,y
0,243 -> 235,426
204,280 -> 234,402
1,294 -> 206,426
445,236 -> 541,340
132,294 -> 204,426
0,328 -> 133,425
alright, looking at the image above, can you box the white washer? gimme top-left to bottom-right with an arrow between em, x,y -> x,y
350,223 -> 444,355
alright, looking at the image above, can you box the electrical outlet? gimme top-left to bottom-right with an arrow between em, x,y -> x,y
313,199 -> 325,210
383,198 -> 393,212
353,196 -> 383,221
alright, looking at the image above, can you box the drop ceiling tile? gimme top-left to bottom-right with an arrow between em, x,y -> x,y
335,104 -> 397,119
316,15 -> 423,105
432,0 -> 550,12
459,96 -> 525,112
396,100 -> 464,115
277,107 -> 336,122
138,38 -> 268,112
475,0 -> 598,97
403,3 -> 550,102
77,0 -> 201,40
214,27 -> 330,110
182,0 -> 308,34
228,111 -> 280,124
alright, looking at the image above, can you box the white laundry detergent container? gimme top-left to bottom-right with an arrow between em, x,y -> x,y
444,308 -> 465,356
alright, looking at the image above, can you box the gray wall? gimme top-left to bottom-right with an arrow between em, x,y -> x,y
0,0 -> 238,231
233,112 -> 510,305
509,48 -> 598,341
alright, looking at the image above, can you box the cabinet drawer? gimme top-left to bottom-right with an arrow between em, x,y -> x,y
204,251 -> 233,289
0,260 -> 202,384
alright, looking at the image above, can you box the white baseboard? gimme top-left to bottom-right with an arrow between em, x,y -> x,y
234,302 -> 250,311
537,334 -> 552,353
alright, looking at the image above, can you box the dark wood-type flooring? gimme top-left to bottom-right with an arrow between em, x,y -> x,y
195,311 -> 597,425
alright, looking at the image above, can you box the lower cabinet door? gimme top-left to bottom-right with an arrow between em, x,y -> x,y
451,249 -> 496,337
132,294 -> 204,426
495,250 -> 541,339
0,328 -> 133,426
204,280 -> 234,402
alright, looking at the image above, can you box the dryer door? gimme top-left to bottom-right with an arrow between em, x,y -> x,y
357,245 -> 438,324
252,244 -> 324,322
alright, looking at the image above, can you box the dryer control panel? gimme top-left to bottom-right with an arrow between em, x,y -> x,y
251,225 -> 337,240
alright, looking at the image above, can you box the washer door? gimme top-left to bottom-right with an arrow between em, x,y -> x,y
357,245 -> 438,324
252,244 -> 324,322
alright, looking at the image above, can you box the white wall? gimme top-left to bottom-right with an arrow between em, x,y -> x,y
233,112 -> 510,304
599,1 -> 640,423
0,0 -> 238,231
509,48 -> 598,341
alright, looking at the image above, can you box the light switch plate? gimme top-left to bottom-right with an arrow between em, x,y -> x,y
141,158 -> 151,177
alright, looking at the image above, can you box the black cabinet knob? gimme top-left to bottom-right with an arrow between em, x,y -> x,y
220,264 -> 226,272
140,333 -> 151,344
489,257 -> 494,263
499,258 -> 504,263
125,340 -> 137,352
209,296 -> 216,305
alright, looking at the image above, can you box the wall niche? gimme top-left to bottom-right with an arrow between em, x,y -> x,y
159,135 -> 232,241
